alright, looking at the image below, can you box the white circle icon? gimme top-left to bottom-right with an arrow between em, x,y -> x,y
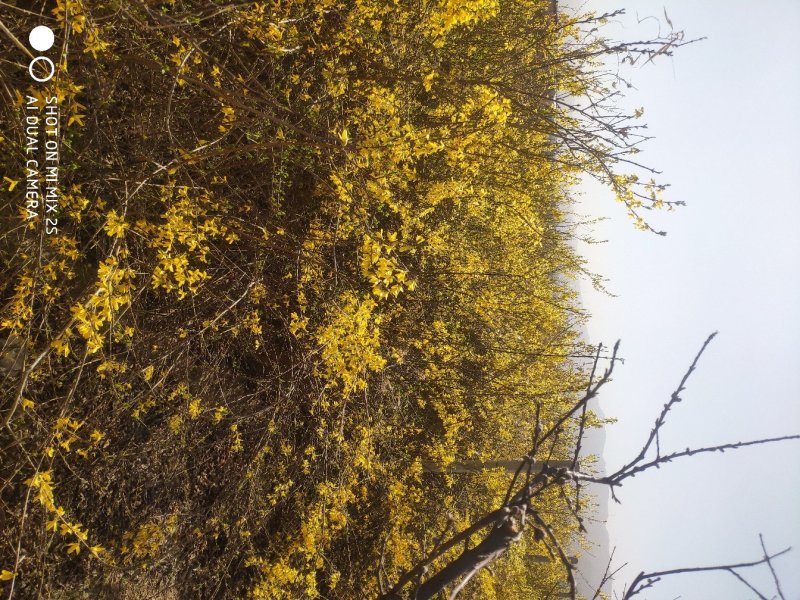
29,26 -> 55,52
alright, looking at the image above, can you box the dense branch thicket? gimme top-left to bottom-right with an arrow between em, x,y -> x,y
388,335 -> 797,599
2,1 -> 696,598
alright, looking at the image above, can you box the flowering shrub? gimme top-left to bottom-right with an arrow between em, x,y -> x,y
0,0 -> 659,597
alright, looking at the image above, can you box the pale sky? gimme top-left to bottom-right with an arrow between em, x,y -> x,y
570,1 -> 800,598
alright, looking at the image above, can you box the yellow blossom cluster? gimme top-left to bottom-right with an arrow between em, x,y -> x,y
0,0 -> 647,596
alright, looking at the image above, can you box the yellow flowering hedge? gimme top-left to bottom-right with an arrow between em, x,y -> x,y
0,0 -> 662,598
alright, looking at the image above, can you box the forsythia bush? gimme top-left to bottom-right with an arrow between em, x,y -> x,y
1,0 -> 659,598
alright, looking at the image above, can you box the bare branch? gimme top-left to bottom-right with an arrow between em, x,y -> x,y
621,547 -> 792,599
613,332 -> 717,480
759,534 -> 786,600
571,343 -> 603,471
726,568 -> 769,600
536,340 -> 620,453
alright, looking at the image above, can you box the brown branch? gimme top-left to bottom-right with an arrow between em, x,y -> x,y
413,508 -> 524,600
590,548 -> 625,600
571,343 -> 603,473
603,434 -> 800,486
621,546 -> 792,599
381,509 -> 504,599
612,332 -> 717,480
531,511 -> 576,600
535,340 -> 620,453
759,534 -> 786,600
726,568 -> 768,600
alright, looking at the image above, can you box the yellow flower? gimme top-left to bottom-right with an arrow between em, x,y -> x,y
3,176 -> 19,191
104,210 -> 127,237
